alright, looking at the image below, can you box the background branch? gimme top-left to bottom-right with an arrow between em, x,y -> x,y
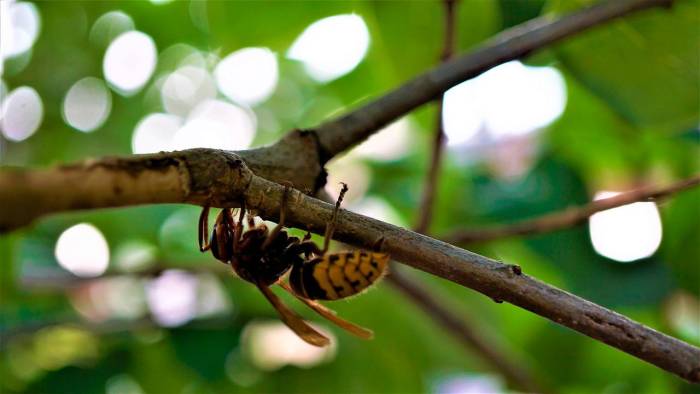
311,0 -> 671,159
389,1 -> 542,390
389,268 -> 542,392
442,174 -> 700,244
414,0 -> 457,234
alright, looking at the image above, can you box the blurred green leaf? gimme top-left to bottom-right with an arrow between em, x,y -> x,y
548,0 -> 700,131
662,188 -> 700,296
499,0 -> 546,28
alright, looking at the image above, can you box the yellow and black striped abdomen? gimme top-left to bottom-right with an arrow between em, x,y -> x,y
290,250 -> 389,301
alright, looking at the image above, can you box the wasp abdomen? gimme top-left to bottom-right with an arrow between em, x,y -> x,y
291,250 -> 389,301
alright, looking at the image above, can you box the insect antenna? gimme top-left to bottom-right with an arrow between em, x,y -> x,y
262,184 -> 290,250
322,182 -> 349,253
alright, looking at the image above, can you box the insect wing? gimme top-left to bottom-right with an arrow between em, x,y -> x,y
279,282 -> 373,340
255,282 -> 330,347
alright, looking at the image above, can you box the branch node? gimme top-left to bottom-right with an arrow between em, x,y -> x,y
174,156 -> 192,198
510,264 -> 523,276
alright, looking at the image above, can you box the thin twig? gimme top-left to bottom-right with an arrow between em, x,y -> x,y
442,174 -> 700,244
312,0 -> 672,160
392,1 -> 542,390
414,0 -> 457,234
3,151 -> 697,382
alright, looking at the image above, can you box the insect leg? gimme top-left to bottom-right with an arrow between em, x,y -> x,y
255,281 -> 330,347
278,281 -> 373,340
322,182 -> 349,253
222,208 -> 235,228
246,213 -> 256,230
292,231 -> 315,258
261,184 -> 290,250
302,231 -> 312,242
289,240 -> 324,259
198,206 -> 211,252
233,201 -> 246,254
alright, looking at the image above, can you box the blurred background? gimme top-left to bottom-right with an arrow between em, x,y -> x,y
0,0 -> 699,393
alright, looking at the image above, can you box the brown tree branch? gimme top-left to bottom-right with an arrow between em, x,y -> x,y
0,0 -> 666,232
442,174 -> 700,244
312,0 -> 672,159
0,0 -> 672,232
0,130 -> 323,232
2,150 -> 697,382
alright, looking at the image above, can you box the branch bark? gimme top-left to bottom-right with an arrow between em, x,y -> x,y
3,150 -> 698,382
0,130 -> 324,232
442,175 -> 700,244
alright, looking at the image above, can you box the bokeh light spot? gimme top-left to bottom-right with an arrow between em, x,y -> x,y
172,99 -> 256,150
146,270 -> 198,327
0,79 -> 7,106
589,191 -> 663,262
62,77 -> 112,132
215,47 -> 278,106
432,373 -> 504,394
243,320 -> 336,371
443,61 -> 566,146
325,156 -> 370,204
113,241 -> 157,272
288,14 -> 370,82
665,291 -> 700,343
350,197 -> 407,228
161,65 -> 216,116
195,273 -> 232,318
352,118 -> 412,161
0,1 -> 41,62
89,10 -> 134,48
103,31 -> 157,95
55,223 -> 109,278
131,113 -> 182,154
70,277 -> 147,322
1,86 -> 43,141
106,374 -> 145,394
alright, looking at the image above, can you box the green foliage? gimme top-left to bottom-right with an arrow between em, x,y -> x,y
548,0 -> 700,130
